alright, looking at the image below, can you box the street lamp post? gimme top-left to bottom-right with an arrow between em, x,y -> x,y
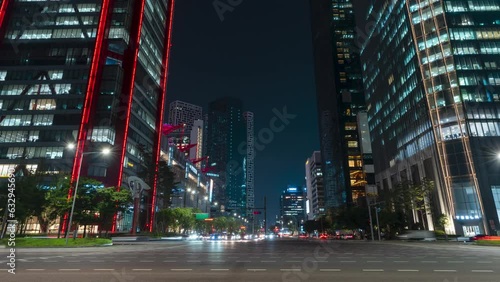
65,144 -> 110,245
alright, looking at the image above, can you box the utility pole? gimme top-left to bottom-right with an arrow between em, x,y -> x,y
367,197 -> 374,241
264,196 -> 267,234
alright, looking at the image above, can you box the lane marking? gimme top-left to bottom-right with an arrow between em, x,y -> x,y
210,269 -> 229,271
434,270 -> 457,272
171,269 -> 192,271
94,269 -> 115,271
363,269 -> 384,272
89,260 -> 105,263
187,260 -> 201,263
320,269 -> 341,272
261,260 -> 276,263
67,260 -> 81,263
471,270 -> 493,272
477,261 -> 492,263
340,261 -> 356,263
163,260 -> 177,262
59,269 -> 80,271
367,261 -> 383,263
26,269 -> 45,271
280,269 -> 301,271
394,261 -> 408,263
140,260 -> 155,263
447,261 -> 464,263
421,261 -> 437,263
247,269 -> 267,271
115,260 -> 130,262
286,260 -> 302,263
397,269 -> 419,272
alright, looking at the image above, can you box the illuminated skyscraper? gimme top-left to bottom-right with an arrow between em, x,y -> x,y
0,0 -> 176,232
206,97 -> 248,216
361,0 -> 500,235
310,0 -> 368,208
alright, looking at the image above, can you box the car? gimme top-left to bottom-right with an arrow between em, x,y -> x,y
397,230 -> 436,241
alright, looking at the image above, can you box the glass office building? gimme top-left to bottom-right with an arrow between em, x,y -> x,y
310,0 -> 368,208
0,0 -> 175,232
361,0 -> 500,235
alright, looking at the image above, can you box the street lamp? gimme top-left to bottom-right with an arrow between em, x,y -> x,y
65,144 -> 110,244
497,152 -> 500,160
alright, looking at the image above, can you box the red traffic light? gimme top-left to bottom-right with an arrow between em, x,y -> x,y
253,211 -> 261,215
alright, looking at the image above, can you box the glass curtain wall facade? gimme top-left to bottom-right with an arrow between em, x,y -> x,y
361,0 -> 500,235
206,97 -> 247,216
0,0 -> 175,233
310,0 -> 368,208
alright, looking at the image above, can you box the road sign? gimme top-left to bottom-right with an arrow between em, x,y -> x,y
195,213 -> 209,220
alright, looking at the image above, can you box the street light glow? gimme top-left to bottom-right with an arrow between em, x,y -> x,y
497,152 -> 500,159
102,147 -> 111,155
67,143 -> 75,149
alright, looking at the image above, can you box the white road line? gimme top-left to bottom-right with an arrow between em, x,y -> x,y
421,261 -> 437,263
163,260 -> 177,262
280,269 -> 301,271
89,260 -> 105,262
363,269 -> 384,272
236,260 -> 251,263
340,261 -> 356,263
477,261 -> 492,263
187,260 -> 201,262
471,270 -> 493,273
45,261 -> 58,263
394,261 -> 408,263
26,269 -> 45,271
140,260 -> 155,262
286,261 -> 302,263
367,261 -> 383,263
115,260 -> 130,262
320,269 -> 341,272
210,269 -> 229,271
447,261 -> 464,263
59,269 -> 80,271
261,260 -> 276,263
171,269 -> 192,271
434,270 -> 457,272
397,269 -> 419,272
132,269 -> 153,271
212,260 -> 226,262
292,257 -> 304,259
67,260 -> 81,263
247,269 -> 267,271
94,269 -> 115,271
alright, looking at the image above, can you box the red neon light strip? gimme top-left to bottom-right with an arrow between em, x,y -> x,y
0,0 -> 11,43
116,0 -> 146,189
0,0 -> 9,26
64,0 -> 112,235
149,0 -> 176,231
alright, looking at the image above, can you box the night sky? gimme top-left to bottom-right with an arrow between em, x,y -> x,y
166,0 -> 319,224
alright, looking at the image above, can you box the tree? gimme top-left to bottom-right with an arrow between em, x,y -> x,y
94,187 -> 132,236
436,214 -> 449,240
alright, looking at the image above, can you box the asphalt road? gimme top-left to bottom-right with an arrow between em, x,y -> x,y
2,239 -> 500,282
